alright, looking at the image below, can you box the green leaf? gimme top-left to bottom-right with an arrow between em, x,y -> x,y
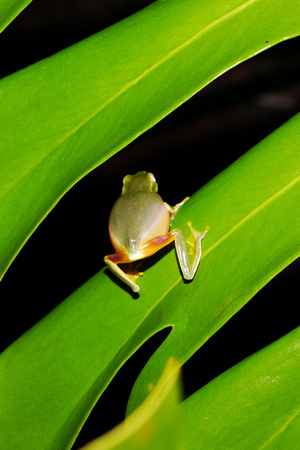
1,0 -> 299,279
181,327 -> 300,449
0,114 -> 299,449
0,0 -> 32,32
126,112 -> 300,415
81,359 -> 185,450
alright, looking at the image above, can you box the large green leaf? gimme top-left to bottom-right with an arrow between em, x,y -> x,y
126,112 -> 300,414
181,327 -> 300,449
1,0 -> 299,279
0,114 -> 299,449
0,0 -> 31,32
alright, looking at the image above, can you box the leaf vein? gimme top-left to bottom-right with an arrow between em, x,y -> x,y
259,408 -> 300,449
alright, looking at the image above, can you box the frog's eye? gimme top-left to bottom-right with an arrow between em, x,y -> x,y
123,174 -> 132,185
148,173 -> 158,192
122,174 -> 133,195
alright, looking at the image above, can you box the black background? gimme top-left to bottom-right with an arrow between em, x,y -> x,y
0,1 -> 299,447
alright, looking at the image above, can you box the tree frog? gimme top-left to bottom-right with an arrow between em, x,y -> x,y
104,171 -> 208,293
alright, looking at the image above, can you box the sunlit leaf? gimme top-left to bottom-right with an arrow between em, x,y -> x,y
0,114 -> 299,448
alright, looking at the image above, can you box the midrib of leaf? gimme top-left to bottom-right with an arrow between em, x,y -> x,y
2,0 -> 265,199
206,174 -> 300,257
259,408 -> 300,449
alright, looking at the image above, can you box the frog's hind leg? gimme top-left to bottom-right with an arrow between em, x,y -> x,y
104,252 -> 140,292
172,222 -> 209,280
139,223 -> 208,281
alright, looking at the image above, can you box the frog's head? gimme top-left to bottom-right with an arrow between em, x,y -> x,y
122,171 -> 158,195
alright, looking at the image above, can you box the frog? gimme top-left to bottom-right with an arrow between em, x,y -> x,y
104,171 -> 208,292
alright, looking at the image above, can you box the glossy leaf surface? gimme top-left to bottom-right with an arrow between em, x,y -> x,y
0,114 -> 299,449
1,0 -> 299,279
126,112 -> 300,413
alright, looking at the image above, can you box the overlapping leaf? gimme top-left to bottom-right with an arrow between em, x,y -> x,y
82,359 -> 185,450
182,327 -> 300,449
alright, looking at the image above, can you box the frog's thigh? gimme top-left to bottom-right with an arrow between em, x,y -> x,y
140,233 -> 175,258
141,228 -> 195,276
104,253 -> 140,292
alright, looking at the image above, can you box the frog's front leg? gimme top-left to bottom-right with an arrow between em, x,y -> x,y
165,197 -> 189,220
104,252 -> 141,292
172,222 -> 209,280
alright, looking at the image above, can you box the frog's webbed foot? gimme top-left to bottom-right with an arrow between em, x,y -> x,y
187,222 -> 209,250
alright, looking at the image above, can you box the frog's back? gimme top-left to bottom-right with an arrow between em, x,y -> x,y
109,190 -> 170,260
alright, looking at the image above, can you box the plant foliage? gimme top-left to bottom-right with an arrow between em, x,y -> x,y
0,0 -> 299,449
